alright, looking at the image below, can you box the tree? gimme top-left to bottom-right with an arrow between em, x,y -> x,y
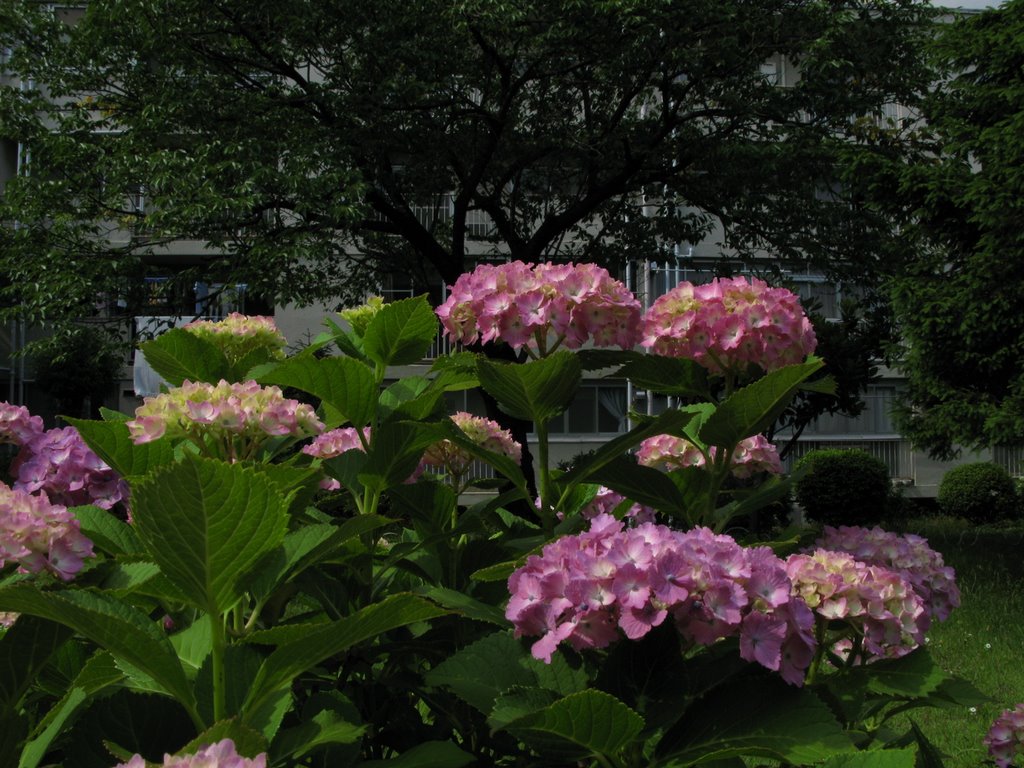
846,1 -> 1024,458
0,0 -> 937,331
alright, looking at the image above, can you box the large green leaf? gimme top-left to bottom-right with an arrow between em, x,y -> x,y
73,506 -> 143,557
247,515 -> 393,600
65,417 -> 175,480
616,354 -> 711,399
179,719 -> 268,759
138,328 -> 231,386
655,675 -> 853,765
379,376 -> 446,422
425,630 -> 585,715
359,421 -> 440,494
242,594 -> 448,721
257,354 -> 377,429
477,351 -> 582,424
503,689 -> 644,760
863,648 -> 948,698
699,358 -> 825,448
0,585 -> 195,716
0,615 -> 73,711
18,687 -> 86,768
270,708 -> 365,761
130,456 -> 289,614
577,454 -> 688,516
362,295 -> 438,367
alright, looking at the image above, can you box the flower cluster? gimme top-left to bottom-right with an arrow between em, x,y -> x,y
816,525 -> 960,630
420,412 -> 522,479
12,427 -> 128,510
183,313 -> 287,364
114,739 -> 266,768
577,487 -> 656,525
636,433 -> 782,478
507,515 -> 816,685
640,276 -> 817,374
0,402 -> 44,444
985,704 -> 1024,768
786,549 -> 925,659
437,261 -> 641,353
0,481 -> 94,580
302,426 -> 371,491
127,381 -> 324,454
1,402 -> 127,510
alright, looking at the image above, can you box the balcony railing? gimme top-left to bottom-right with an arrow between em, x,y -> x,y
779,437 -> 915,483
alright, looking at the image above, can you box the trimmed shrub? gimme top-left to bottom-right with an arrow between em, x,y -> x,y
794,448 -> 892,527
937,461 -> 1017,525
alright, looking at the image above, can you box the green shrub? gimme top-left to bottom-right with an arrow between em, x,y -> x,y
937,461 -> 1017,524
794,448 -> 892,527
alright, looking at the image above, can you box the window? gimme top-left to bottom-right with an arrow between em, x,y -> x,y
548,383 -> 628,435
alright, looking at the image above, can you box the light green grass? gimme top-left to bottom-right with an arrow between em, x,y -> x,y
894,518 -> 1024,767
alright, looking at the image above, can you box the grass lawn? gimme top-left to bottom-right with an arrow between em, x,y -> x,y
894,516 -> 1024,767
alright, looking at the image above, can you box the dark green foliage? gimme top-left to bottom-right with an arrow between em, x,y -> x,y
937,461 -> 1018,524
794,448 -> 892,527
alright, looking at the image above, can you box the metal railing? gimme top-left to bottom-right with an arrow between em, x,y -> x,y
993,446 -> 1024,478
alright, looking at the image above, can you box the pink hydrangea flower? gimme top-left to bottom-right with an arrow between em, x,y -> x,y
0,402 -> 44,444
419,412 -> 522,485
815,525 -> 960,630
437,261 -> 641,354
577,487 -> 656,525
786,548 -> 926,659
126,380 -> 324,459
11,426 -> 128,510
302,426 -> 371,491
182,313 -> 287,364
985,704 -> 1024,768
0,612 -> 18,629
113,739 -> 266,768
640,276 -> 817,374
507,515 -> 815,685
636,433 -> 782,478
0,481 -> 94,580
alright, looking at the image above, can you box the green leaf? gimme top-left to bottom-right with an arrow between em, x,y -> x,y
18,687 -> 86,768
820,749 -> 917,768
242,594 -> 448,720
655,675 -> 853,765
576,454 -> 688,516
909,720 -> 946,768
170,615 -> 213,677
477,351 -> 582,423
138,328 -> 231,386
426,631 -> 585,716
270,708 -> 365,761
247,515 -> 393,600
74,505 -> 143,556
0,585 -> 195,715
257,354 -> 377,429
359,421 -> 440,493
0,615 -> 73,711
99,561 -> 162,596
64,417 -> 174,480
379,376 -> 445,422
360,740 -> 475,768
616,354 -> 711,398
130,456 -> 289,614
863,648 -> 948,698
362,295 -> 438,367
699,358 -> 826,448
503,689 -> 644,760
413,586 -> 508,627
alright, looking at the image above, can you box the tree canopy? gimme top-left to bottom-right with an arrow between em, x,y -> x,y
0,0 -> 937,332
848,0 -> 1024,458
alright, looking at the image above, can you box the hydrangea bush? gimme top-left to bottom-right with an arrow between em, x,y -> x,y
0,269 -> 983,767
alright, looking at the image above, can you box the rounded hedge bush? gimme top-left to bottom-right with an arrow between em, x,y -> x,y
937,461 -> 1017,524
794,448 -> 892,527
